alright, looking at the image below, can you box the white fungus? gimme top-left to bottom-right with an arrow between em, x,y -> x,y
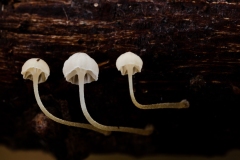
94,3 -> 98,7
63,52 -> 153,135
116,51 -> 190,109
21,58 -> 110,135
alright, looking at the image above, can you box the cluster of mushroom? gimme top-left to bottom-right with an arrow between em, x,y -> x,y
21,52 -> 189,136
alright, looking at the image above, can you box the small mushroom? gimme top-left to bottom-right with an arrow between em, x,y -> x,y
116,52 -> 190,109
63,52 -> 153,135
21,58 -> 110,136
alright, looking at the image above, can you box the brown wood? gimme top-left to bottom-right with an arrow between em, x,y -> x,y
1,0 -> 240,159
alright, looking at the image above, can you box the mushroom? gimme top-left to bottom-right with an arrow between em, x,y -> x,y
21,58 -> 110,136
63,52 -> 153,135
116,52 -> 190,109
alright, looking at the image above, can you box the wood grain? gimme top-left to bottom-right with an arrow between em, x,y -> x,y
1,0 -> 240,159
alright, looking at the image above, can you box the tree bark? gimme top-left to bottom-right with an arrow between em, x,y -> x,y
1,0 -> 240,159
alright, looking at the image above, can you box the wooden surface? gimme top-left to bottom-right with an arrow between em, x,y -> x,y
1,0 -> 240,159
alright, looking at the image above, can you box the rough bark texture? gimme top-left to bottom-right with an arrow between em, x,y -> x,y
1,0 -> 240,159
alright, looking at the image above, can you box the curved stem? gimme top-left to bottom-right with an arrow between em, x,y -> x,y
32,74 -> 110,136
77,70 -> 153,136
127,65 -> 189,109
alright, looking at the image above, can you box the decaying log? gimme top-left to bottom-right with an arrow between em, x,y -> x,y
1,0 -> 240,159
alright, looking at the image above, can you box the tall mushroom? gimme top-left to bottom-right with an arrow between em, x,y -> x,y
63,52 -> 153,135
21,58 -> 110,135
116,52 -> 190,109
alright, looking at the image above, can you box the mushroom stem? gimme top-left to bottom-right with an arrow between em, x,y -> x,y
77,70 -> 153,136
32,72 -> 111,136
127,65 -> 189,109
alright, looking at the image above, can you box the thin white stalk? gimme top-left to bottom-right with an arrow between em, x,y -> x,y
32,73 -> 110,136
77,70 -> 153,136
127,65 -> 189,109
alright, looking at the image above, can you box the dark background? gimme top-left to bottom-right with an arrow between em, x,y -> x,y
1,0 -> 240,159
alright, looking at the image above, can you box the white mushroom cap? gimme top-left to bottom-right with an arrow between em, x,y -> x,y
116,51 -> 143,75
21,58 -> 50,83
116,52 -> 190,110
63,52 -> 99,85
